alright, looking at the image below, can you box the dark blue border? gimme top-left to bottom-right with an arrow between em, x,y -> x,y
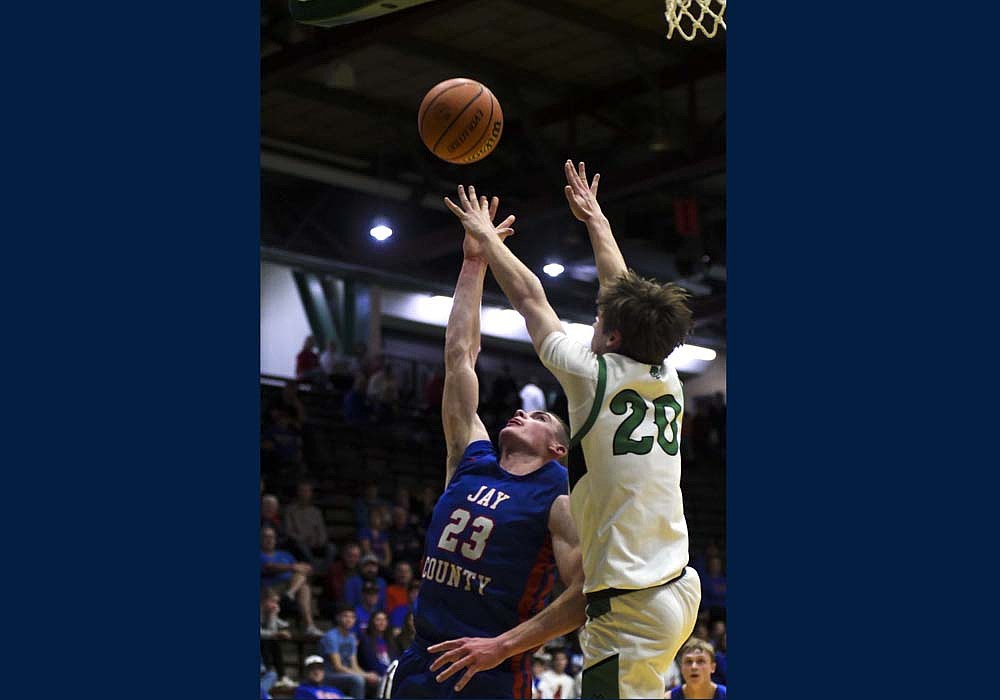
729,1 -> 996,696
2,3 -> 259,696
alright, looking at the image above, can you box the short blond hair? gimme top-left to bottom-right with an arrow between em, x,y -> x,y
680,638 -> 716,659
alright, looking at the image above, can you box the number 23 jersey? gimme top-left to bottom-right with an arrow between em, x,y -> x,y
539,330 -> 690,594
414,440 -> 568,646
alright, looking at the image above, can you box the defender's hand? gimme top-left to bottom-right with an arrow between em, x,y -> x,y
427,636 -> 506,692
445,185 -> 516,249
563,159 -> 602,222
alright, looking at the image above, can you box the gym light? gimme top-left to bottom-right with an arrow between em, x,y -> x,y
370,225 -> 393,241
543,263 -> 565,277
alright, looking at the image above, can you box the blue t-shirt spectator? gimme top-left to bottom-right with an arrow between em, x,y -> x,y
669,684 -> 727,699
293,683 -> 345,699
261,550 -> 295,587
319,627 -> 358,673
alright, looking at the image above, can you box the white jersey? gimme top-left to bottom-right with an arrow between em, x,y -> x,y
539,331 -> 689,593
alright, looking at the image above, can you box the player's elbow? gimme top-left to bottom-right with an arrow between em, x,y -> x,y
443,340 -> 478,370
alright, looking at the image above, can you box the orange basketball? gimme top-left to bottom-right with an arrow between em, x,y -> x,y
417,78 -> 503,165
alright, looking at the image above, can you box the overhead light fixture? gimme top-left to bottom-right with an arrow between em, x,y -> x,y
543,262 -> 565,277
370,224 -> 393,241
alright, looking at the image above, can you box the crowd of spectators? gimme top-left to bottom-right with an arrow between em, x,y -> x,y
261,335 -> 727,699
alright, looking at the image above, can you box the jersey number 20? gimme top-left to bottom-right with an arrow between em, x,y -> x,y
436,508 -> 494,561
610,390 -> 681,456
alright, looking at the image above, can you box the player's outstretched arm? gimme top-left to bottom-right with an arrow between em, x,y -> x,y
563,160 -> 627,291
441,192 -> 515,487
426,495 -> 586,692
444,185 -> 563,354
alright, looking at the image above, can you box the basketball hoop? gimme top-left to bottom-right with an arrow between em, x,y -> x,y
664,0 -> 726,40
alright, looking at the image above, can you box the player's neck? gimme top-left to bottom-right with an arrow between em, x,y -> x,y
498,447 -> 547,475
683,681 -> 716,699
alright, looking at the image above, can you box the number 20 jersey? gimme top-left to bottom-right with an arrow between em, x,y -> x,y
414,440 -> 567,649
539,331 -> 691,594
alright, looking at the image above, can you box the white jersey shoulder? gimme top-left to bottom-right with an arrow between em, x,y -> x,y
539,331 -> 689,593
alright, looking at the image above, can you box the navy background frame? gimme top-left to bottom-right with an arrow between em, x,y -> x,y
2,0 -> 995,697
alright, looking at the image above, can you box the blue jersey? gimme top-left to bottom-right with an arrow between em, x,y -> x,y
407,440 -> 567,697
670,683 -> 727,699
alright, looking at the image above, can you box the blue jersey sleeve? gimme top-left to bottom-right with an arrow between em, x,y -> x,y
452,440 -> 496,479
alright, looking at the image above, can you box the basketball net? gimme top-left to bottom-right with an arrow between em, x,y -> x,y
664,0 -> 726,40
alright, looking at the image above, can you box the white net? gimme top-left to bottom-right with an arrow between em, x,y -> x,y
664,0 -> 726,40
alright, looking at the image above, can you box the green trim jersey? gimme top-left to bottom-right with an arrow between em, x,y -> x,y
539,331 -> 689,594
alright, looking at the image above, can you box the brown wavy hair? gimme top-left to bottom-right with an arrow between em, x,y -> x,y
597,270 -> 693,364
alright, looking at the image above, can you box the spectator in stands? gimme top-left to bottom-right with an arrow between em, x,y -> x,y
700,556 -> 727,621
353,580 -> 383,636
296,335 -> 324,385
359,610 -> 401,691
668,638 -> 727,699
394,610 -> 415,654
537,648 -> 575,699
389,578 -> 421,637
261,404 -> 305,476
343,372 -> 370,427
281,380 -> 307,426
423,365 -> 445,413
320,604 -> 380,699
387,506 -> 422,569
260,526 -> 324,637
350,341 -> 370,377
260,588 -> 293,689
262,493 -> 310,563
324,541 -> 361,616
358,507 -> 392,569
519,376 -> 547,412
294,655 -> 346,699
367,362 -> 400,422
354,481 -> 388,531
344,552 -> 387,608
384,560 -> 414,613
531,656 -> 547,700
710,628 -> 726,686
320,339 -> 353,388
285,480 -> 335,572
261,657 -> 278,700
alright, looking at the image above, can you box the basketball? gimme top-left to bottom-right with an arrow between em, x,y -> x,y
417,78 -> 503,165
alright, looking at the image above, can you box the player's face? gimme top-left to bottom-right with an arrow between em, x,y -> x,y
499,409 -> 561,454
680,651 -> 715,685
337,610 -> 356,629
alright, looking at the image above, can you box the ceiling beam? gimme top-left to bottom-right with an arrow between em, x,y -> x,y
262,0 -> 469,91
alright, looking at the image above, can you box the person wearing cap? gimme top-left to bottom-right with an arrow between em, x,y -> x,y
343,552 -> 386,608
353,580 -> 382,636
320,603 -> 380,698
293,655 -> 346,699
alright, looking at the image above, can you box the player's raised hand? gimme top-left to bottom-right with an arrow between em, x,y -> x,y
445,186 -> 516,251
563,159 -> 603,222
456,192 -> 516,260
427,636 -> 506,692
